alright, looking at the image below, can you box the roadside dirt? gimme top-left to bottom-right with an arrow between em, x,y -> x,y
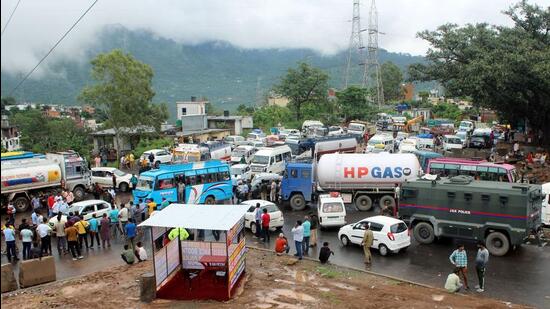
1,247 -> 531,309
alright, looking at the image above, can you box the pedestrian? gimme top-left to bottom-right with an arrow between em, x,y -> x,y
270,180 -> 276,202
6,202 -> 16,225
108,187 -> 116,203
260,181 -> 268,200
65,222 -> 83,260
109,204 -> 121,238
254,203 -> 262,238
125,219 -> 137,248
20,224 -> 34,260
148,152 -> 155,166
513,141 -> 520,155
18,218 -> 31,232
31,195 -> 42,211
275,233 -> 290,255
74,215 -> 90,250
276,180 -> 282,203
160,197 -> 169,210
129,201 -> 139,223
261,208 -> 271,242
37,217 -> 52,255
449,244 -> 469,290
95,155 -> 101,168
138,199 -> 147,222
361,222 -> 374,265
291,220 -> 304,260
121,244 -> 135,265
94,183 -> 102,200
100,213 -> 111,248
66,190 -> 74,205
54,213 -> 68,255
309,213 -> 318,247
302,215 -> 311,254
319,242 -> 334,264
130,174 -> 138,191
3,223 -> 18,262
31,209 -> 41,226
445,268 -> 463,293
475,241 -> 489,292
89,214 -> 100,249
135,241 -> 148,262
119,203 -> 129,234
47,194 -> 55,214
112,173 -> 117,191
147,199 -> 157,217
129,153 -> 135,169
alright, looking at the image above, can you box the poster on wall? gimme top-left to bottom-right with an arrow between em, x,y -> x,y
154,246 -> 168,286
228,238 -> 246,290
181,241 -> 226,269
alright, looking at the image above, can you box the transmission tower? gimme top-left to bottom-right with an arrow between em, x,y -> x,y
343,0 -> 367,88
365,0 -> 384,107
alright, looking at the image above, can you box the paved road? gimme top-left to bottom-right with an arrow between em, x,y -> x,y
3,199 -> 549,308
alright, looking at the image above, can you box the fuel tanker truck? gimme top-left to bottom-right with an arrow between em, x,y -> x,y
281,153 -> 421,211
1,151 -> 91,212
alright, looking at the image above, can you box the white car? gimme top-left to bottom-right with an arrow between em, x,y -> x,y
224,135 -> 246,147
241,200 -> 285,234
231,164 -> 252,186
338,215 -> 411,256
328,126 -> 345,136
140,149 -> 173,166
91,167 -> 133,192
48,199 -> 112,231
442,135 -> 464,151
455,131 -> 469,147
542,183 -> 550,227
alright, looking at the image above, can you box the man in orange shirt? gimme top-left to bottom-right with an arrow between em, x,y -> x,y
65,223 -> 83,261
274,233 -> 289,256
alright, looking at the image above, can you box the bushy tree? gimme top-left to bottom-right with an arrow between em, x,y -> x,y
336,86 -> 376,121
380,62 -> 404,101
252,105 -> 294,130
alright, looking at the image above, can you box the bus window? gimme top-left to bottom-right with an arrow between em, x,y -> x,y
158,178 -> 175,189
185,175 -> 196,185
290,169 -> 298,178
445,164 -> 459,177
219,171 -> 230,181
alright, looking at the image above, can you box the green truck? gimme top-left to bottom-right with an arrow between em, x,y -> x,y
399,176 -> 543,256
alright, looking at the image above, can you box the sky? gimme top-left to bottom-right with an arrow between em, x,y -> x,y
1,0 -> 547,77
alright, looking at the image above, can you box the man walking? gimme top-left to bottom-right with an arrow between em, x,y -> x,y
89,214 -> 100,249
261,208 -> 271,242
361,222 -> 374,265
302,216 -> 311,254
269,180 -> 276,202
20,224 -> 34,260
254,203 -> 262,238
309,213 -> 318,248
119,203 -> 129,235
74,216 -> 90,250
54,213 -> 68,255
109,204 -> 121,239
260,181 -> 268,200
475,242 -> 489,292
449,244 -> 469,290
100,213 -> 111,248
37,217 -> 52,256
65,223 -> 83,260
3,224 -> 18,262
291,220 -> 304,260
125,219 -> 137,249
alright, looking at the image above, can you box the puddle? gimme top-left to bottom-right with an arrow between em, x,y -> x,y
329,282 -> 358,291
432,294 -> 445,302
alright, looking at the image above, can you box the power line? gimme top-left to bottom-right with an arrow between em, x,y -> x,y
8,0 -> 99,96
1,0 -> 22,37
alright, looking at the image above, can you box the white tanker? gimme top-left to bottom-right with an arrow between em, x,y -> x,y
316,153 -> 422,211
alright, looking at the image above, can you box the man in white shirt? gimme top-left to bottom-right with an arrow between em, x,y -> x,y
135,241 -> 148,262
118,204 -> 129,234
445,268 -> 463,293
20,226 -> 34,260
291,220 -> 304,260
37,218 -> 53,256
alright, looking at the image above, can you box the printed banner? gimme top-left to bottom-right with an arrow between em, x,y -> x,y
181,241 -> 226,269
228,238 -> 245,288
166,239 -> 180,275
227,217 -> 244,245
154,246 -> 168,287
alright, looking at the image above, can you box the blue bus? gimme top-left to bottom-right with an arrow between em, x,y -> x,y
133,160 -> 233,207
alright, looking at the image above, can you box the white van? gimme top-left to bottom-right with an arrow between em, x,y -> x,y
365,134 -> 394,153
250,145 -> 292,174
442,135 -> 464,151
459,120 -> 475,133
318,194 -> 346,228
230,145 -> 256,164
542,183 -> 550,227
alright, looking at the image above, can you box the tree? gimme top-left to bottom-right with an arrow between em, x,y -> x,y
336,86 -> 376,121
380,62 -> 404,101
1,96 -> 16,114
252,105 -> 293,130
431,103 -> 463,121
273,62 -> 329,121
408,1 -> 550,144
236,104 -> 255,116
79,49 -> 169,161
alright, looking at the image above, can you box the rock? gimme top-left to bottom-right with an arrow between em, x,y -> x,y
1,263 -> 18,293
286,259 -> 298,266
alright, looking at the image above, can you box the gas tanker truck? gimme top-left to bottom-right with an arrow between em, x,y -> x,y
1,151 -> 91,212
281,153 -> 422,211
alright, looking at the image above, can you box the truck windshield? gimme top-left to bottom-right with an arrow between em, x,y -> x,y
252,155 -> 269,165
348,124 -> 364,131
136,177 -> 154,191
232,149 -> 247,157
322,202 -> 344,213
390,223 -> 408,233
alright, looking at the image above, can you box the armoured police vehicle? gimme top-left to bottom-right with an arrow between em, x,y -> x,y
399,176 -> 543,256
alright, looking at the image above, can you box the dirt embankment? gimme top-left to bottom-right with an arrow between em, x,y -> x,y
1,247 -> 530,309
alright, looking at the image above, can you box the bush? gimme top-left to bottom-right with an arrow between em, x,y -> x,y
133,138 -> 173,158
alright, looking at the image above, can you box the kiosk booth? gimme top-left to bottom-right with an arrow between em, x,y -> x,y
139,203 -> 249,301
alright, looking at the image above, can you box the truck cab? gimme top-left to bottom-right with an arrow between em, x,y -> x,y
281,162 -> 314,210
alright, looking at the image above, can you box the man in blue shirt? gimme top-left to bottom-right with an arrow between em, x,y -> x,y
2,222 -> 18,262
125,219 -> 137,249
89,214 -> 100,249
302,216 -> 311,254
109,204 -> 121,239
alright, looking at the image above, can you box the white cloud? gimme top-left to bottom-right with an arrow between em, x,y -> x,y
1,0 -> 546,76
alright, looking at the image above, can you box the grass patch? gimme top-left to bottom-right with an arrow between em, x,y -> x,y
316,266 -> 343,279
320,291 -> 342,304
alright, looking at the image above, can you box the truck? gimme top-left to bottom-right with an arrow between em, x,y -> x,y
1,151 -> 91,212
399,176 -> 543,256
281,153 -> 421,211
346,121 -> 376,141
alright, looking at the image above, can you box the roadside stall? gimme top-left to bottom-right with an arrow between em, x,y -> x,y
139,203 -> 250,301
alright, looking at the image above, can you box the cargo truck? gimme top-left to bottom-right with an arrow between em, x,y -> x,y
399,176 -> 543,256
281,153 -> 422,211
1,151 -> 91,212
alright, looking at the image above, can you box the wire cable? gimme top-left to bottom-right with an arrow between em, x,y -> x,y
8,0 -> 99,96
1,0 -> 22,37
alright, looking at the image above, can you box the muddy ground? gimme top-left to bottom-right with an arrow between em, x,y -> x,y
1,247 -> 530,309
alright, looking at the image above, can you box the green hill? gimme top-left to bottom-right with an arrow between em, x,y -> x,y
1,25 -> 425,114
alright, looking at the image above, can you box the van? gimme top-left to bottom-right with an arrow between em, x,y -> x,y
224,135 -> 246,147
250,145 -> 292,174
365,134 -> 394,153
459,120 -> 475,133
230,145 -> 256,164
318,193 -> 346,228
442,135 -> 464,151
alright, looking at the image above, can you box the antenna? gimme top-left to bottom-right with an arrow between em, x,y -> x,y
343,0 -> 367,88
365,0 -> 384,107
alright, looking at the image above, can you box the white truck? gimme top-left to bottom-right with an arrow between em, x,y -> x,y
1,151 -> 91,212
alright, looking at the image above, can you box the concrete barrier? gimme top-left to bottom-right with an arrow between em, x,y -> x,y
1,263 -> 18,293
18,256 -> 56,288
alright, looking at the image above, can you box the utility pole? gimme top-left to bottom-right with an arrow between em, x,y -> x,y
343,0 -> 367,89
365,0 -> 384,107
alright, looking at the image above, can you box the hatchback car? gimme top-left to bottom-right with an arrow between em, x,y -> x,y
241,200 -> 285,234
338,215 -> 410,256
91,167 -> 133,192
140,149 -> 173,166
48,199 -> 112,232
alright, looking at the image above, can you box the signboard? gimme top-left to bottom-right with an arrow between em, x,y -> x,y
152,226 -> 165,241
228,238 -> 246,290
166,239 -> 180,275
181,241 -> 226,269
154,246 -> 168,286
227,218 -> 244,246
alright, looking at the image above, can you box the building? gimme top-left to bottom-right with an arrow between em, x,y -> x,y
267,95 -> 289,107
406,108 -> 432,120
83,105 -> 96,114
176,97 -> 208,119
90,126 -> 158,154
1,115 -> 21,151
207,114 -> 253,135
178,114 -> 230,143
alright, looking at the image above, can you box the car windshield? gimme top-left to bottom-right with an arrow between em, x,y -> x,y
264,204 -> 279,213
322,202 -> 344,213
231,167 -> 245,175
252,155 -> 269,164
136,176 -> 154,191
232,149 -> 247,157
368,139 -> 384,145
447,138 -> 462,144
113,169 -> 126,177
390,222 -> 408,233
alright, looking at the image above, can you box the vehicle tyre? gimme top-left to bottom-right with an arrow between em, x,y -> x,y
72,186 -> 86,201
13,196 -> 30,212
379,195 -> 396,208
204,196 -> 216,205
413,222 -> 435,244
340,235 -> 350,246
400,246 -> 409,253
250,222 -> 257,235
355,195 -> 373,211
290,194 -> 306,211
379,244 -> 389,256
485,231 -> 510,256
154,161 -> 161,169
119,182 -> 129,192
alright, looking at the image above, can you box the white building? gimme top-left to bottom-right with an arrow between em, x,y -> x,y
176,97 -> 208,119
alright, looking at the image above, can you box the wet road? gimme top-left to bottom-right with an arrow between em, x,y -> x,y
2,198 -> 549,308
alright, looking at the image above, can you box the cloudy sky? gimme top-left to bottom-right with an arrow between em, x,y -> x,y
1,0 -> 546,76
